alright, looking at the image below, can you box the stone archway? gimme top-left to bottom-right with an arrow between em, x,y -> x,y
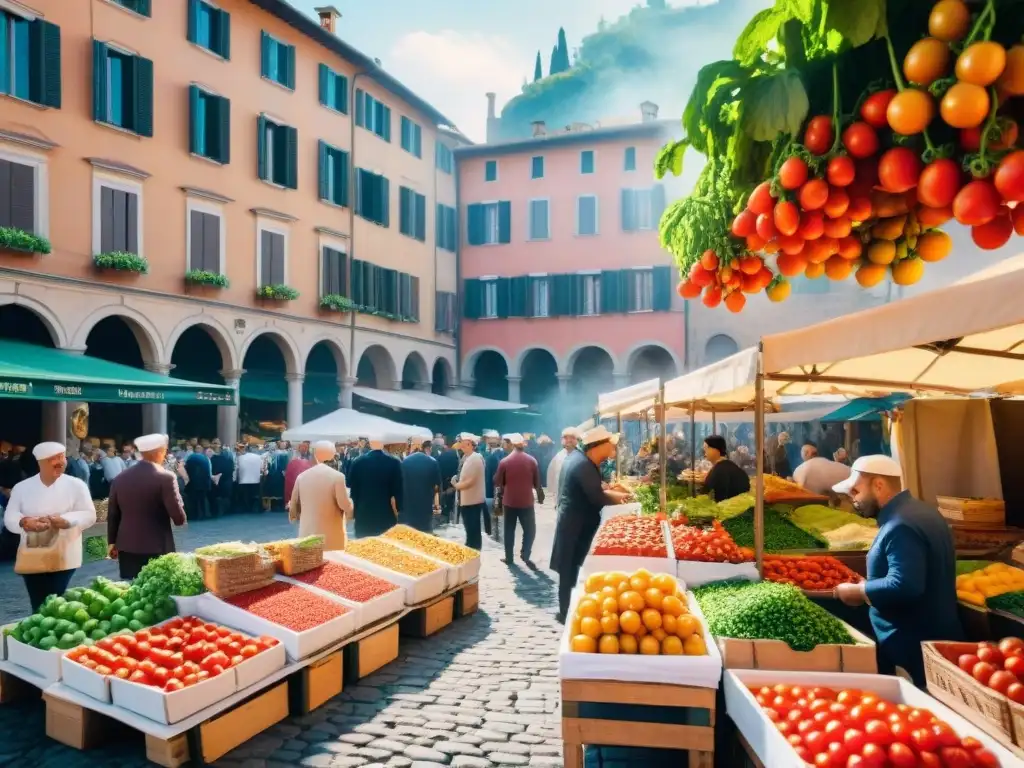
304,339 -> 347,421
401,351 -> 429,390
431,357 -> 453,395
704,334 -> 739,364
0,305 -> 61,448
470,350 -> 509,401
356,345 -> 398,390
627,344 -> 678,384
568,345 -> 615,425
240,331 -> 301,437
169,322 -> 231,442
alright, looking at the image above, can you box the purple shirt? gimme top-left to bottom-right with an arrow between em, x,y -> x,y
494,450 -> 543,508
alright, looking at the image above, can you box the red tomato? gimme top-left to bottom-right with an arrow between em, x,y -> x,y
129,669 -> 149,684
907,709 -> 932,728
138,659 -> 157,676
799,210 -> 826,240
823,188 -> 850,219
861,90 -> 897,129
972,748 -> 1001,768
812,754 -> 831,768
826,742 -> 848,763
863,720 -> 892,746
1000,637 -> 1024,656
756,212 -> 777,240
114,667 -> 131,680
930,722 -> 959,749
887,743 -> 917,768
978,646 -> 1005,667
917,158 -> 962,208
990,670 -> 1017,694
209,664 -> 226,677
748,182 -> 777,215
779,157 -> 809,190
787,733 -> 804,749
843,729 -> 867,754
805,731 -> 828,753
937,747 -> 973,768
164,678 -> 185,692
804,115 -> 835,155
889,721 -> 913,745
799,179 -> 830,211
151,667 -> 171,686
240,644 -> 260,658
827,156 -> 856,187
843,123 -> 880,159
912,728 -> 938,752
878,147 -> 922,193
918,752 -> 941,768
994,151 -> 1024,202
148,634 -> 168,649
732,210 -> 757,238
135,630 -> 151,643
774,201 -> 801,236
953,180 -> 1003,226
1007,682 -> 1024,703
859,743 -> 886,768
824,719 -> 845,740
166,636 -> 184,651
957,654 -> 980,674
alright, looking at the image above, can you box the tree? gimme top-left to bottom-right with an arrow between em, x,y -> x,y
533,50 -> 543,81
647,0 -> 667,8
555,26 -> 570,72
549,44 -> 559,75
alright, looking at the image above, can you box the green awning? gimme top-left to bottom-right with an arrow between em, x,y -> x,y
0,340 -> 236,405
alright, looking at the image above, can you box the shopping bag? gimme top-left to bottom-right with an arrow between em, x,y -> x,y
14,528 -> 66,574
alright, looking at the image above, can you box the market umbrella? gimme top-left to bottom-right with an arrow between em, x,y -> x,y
281,408 -> 432,444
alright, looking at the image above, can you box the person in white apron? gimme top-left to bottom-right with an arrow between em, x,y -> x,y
3,442 -> 97,611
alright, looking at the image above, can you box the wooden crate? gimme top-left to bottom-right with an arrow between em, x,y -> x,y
937,496 -> 1006,529
145,733 -> 190,768
0,669 -> 37,704
560,679 -> 714,768
344,622 -> 400,683
455,582 -> 479,617
193,682 -> 289,763
716,617 -> 877,674
43,693 -> 115,750
290,651 -> 343,714
400,595 -> 454,638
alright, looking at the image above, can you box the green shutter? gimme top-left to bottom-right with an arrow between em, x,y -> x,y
338,150 -> 348,206
220,10 -> 231,59
621,189 -> 636,231
284,125 -> 298,189
467,204 -> 484,246
435,203 -> 443,247
399,187 -> 410,234
383,106 -> 392,142
354,88 -> 364,126
188,85 -> 200,155
256,115 -> 268,180
448,208 -> 457,251
28,20 -> 62,109
509,276 -> 529,317
415,193 -> 426,241
138,0 -> 152,16
463,279 -> 482,319
215,94 -> 230,163
133,55 -> 154,137
318,63 -> 328,106
600,270 -> 620,313
260,31 -> 271,78
652,266 -> 672,312
414,125 -> 422,158
187,0 -> 199,43
286,44 -> 296,89
496,278 -> 511,319
380,177 -> 391,227
317,140 -> 328,200
351,260 -> 363,304
550,274 -> 571,317
498,201 -> 511,244
92,40 -> 108,122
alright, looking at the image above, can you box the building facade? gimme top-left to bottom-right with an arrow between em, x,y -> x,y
0,0 -> 465,444
456,104 -> 685,428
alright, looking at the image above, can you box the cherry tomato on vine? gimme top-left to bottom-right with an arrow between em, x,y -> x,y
724,291 -> 746,313
823,187 -> 850,219
904,37 -> 951,86
953,179 -> 1003,226
878,147 -> 922,194
887,89 -> 935,135
731,209 -> 757,238
798,178 -> 829,210
842,123 -> 879,159
677,280 -> 701,299
972,211 -> 1014,250
700,249 -> 719,271
940,82 -> 990,129
803,115 -> 834,156
929,0 -> 970,42
798,210 -> 825,240
826,156 -> 855,187
956,41 -> 1008,87
756,212 -> 777,241
917,158 -> 962,208
846,196 -> 872,222
774,200 -> 801,237
748,181 -> 776,215
702,285 -> 721,308
860,90 -> 896,129
998,45 -> 1024,96
994,151 -> 1024,202
778,157 -> 809,190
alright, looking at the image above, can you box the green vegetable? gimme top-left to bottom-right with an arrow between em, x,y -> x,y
39,617 -> 57,632
72,609 -> 91,625
89,628 -> 106,641
128,620 -> 143,632
293,535 -> 325,549
986,590 -> 1024,619
956,560 -> 994,576
109,614 -> 128,631
83,536 -> 108,563
695,579 -> 854,652
194,541 -> 259,557
787,505 -> 876,536
128,553 -> 205,605
57,633 -> 77,650
724,506 -> 826,552
81,619 -> 99,634
38,636 -> 57,651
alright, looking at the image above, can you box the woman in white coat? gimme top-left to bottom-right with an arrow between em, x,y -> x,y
545,427 -> 580,514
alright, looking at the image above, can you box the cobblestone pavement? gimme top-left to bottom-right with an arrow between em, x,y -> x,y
0,506 -> 568,767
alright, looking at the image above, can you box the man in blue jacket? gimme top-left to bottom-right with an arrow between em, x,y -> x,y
833,455 -> 963,686
348,439 -> 402,537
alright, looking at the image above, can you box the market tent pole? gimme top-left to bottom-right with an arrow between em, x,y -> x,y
712,412 -> 717,434
689,403 -> 696,495
658,383 -> 667,513
616,412 -> 623,476
754,343 -> 766,576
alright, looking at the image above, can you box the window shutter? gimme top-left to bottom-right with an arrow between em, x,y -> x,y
467,203 -> 484,246
284,125 -> 298,189
189,210 -> 204,271
285,45 -> 296,90
549,274 -> 569,317
256,115 -> 268,180
414,126 -> 422,158
338,150 -> 348,206
7,162 -> 34,232
380,177 -> 390,227
124,191 -> 138,254
260,31 -> 271,78
448,208 -> 457,251
218,9 -> 231,59
652,184 -> 667,219
188,85 -> 201,155
652,265 -> 672,311
187,0 -> 199,43
435,203 -> 443,247
215,94 -> 230,164
203,213 -> 220,272
463,279 -> 482,319
320,247 -> 332,295
383,106 -> 392,142
354,88 -> 364,127
509,276 -> 529,318
600,270 -> 620,313
414,193 -> 426,241
133,55 -> 154,137
29,20 -> 62,109
92,40 -> 108,122
351,259 -> 363,304
317,141 -> 328,201
318,63 -> 329,107
621,189 -> 637,231
411,276 -> 420,320
498,201 -> 511,244
399,187 -> 410,235
495,278 -> 511,319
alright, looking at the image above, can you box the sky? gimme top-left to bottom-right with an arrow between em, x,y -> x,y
293,0 -> 707,142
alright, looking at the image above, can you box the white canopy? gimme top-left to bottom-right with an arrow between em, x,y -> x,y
353,386 -> 525,413
282,408 -> 432,444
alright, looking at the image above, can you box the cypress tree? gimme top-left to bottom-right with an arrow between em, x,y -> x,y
533,51 -> 543,81
549,44 -> 559,75
556,27 -> 570,71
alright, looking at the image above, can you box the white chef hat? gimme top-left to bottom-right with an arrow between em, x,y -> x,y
508,433 -> 526,446
562,426 -> 581,438
134,433 -> 168,452
32,442 -> 66,460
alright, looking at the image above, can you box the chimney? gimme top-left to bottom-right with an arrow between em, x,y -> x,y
640,101 -> 659,122
485,92 -> 499,144
531,120 -> 546,137
486,92 -> 496,120
315,6 -> 341,34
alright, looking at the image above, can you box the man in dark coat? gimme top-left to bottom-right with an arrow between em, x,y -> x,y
436,437 -> 460,525
348,439 -> 403,537
107,434 -> 187,579
184,445 -> 212,520
550,427 -> 630,622
400,441 -> 442,533
209,444 -> 234,517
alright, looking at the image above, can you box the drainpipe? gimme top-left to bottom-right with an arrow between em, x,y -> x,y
454,158 -> 462,386
683,296 -> 690,372
348,72 -> 368,377
432,137 -> 439,384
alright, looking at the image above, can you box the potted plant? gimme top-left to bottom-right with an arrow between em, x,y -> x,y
185,270 -> 229,297
256,284 -> 299,303
319,294 -> 356,313
93,251 -> 149,276
0,227 -> 51,256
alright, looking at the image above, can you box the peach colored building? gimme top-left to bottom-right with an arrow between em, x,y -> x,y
0,0 -> 465,444
456,104 -> 685,425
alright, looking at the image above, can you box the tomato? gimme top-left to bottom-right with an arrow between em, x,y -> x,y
799,210 -> 825,240
826,156 -> 856,188
826,742 -> 848,763
804,115 -> 834,155
779,157 -> 809,190
918,752 -> 941,768
956,42 -> 1008,87
820,188 -> 848,220
151,667 -> 171,685
998,45 -> 1024,96
885,742 -> 916,768
731,210 -> 756,238
957,653 -> 980,674
912,728 -> 938,752
748,181 -> 776,215
887,89 -> 935,135
805,730 -> 828,753
702,285 -> 721,308
842,123 -> 879,159
953,180 -> 1002,226
846,196 -> 872,222
724,291 -> 745,313
859,743 -> 886,768
756,212 -> 777,241
860,90 -> 896,129
978,646 -> 1005,667
878,148 -> 922,194
774,200 -> 800,237
989,669 -> 1017,694
164,678 -> 185,692
824,719 -> 846,739
812,754 -> 831,768
904,37 -> 952,86
677,280 -> 700,300
863,720 -> 892,746
930,722 -> 959,749
995,151 -> 1024,202
929,0 -> 970,42
148,634 -> 168,649
917,158 -> 961,208
936,746 -> 973,768
799,178 -> 830,211
889,721 -> 913,746
941,82 -> 990,129
972,211 -> 1013,250
777,234 -> 805,255
129,669 -> 149,684
999,637 -> 1024,656
843,729 -> 867,754
972,749 -> 1001,768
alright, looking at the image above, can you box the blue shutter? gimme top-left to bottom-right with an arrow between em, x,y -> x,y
601,270 -> 620,313
187,0 -> 199,43
495,278 -> 511,319
354,88 -> 364,127
29,19 -> 62,109
463,279 -> 482,319
467,204 -> 484,246
652,266 -> 672,311
621,189 -> 636,231
215,93 -> 230,163
448,208 -> 457,251
188,84 -> 201,155
415,193 -> 426,241
509,276 -> 529,317
285,44 -> 296,89
218,9 -> 231,59
317,140 -> 328,201
92,40 -> 108,121
318,63 -> 328,107
284,125 -> 298,189
133,55 -> 154,137
399,187 -> 410,235
260,31 -> 271,78
414,125 -> 422,158
435,204 -> 443,247
351,259 -> 363,304
138,0 -> 152,16
498,201 -> 511,244
256,115 -> 268,180
338,150 -> 349,206
381,177 -> 390,227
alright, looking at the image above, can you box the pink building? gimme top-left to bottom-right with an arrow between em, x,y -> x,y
457,102 -> 684,427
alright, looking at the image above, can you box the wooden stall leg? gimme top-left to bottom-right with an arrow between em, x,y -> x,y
563,741 -> 584,768
345,623 -> 399,683
44,693 -> 113,749
145,733 -> 191,768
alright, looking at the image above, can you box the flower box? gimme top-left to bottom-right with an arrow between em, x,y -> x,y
93,251 -> 148,274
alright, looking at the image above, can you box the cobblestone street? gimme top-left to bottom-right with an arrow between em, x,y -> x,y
0,506 -> 567,768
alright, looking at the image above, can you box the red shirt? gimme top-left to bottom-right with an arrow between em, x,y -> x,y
284,458 -> 312,504
494,450 -> 542,508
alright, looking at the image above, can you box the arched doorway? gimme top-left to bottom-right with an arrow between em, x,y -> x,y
704,334 -> 739,364
519,349 -> 558,431
629,345 -> 678,384
85,316 -> 149,446
0,305 -> 57,447
169,325 -> 227,440
431,358 -> 452,395
304,341 -> 344,422
240,334 -> 291,437
356,345 -> 397,390
401,352 -> 429,390
569,346 -> 614,425
471,350 -> 508,401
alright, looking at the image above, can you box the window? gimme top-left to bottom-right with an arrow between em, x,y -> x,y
355,169 -> 390,226
257,115 -> 297,189
530,276 -> 549,318
630,269 -> 654,312
318,64 -> 347,113
435,142 -> 453,174
531,156 -> 544,179
484,160 -> 497,182
0,154 -> 44,235
400,116 -> 422,158
92,41 -> 153,136
624,146 -> 637,172
258,227 -> 286,287
621,186 -> 667,231
112,0 -> 151,15
399,273 -> 420,321
577,195 -> 598,236
318,141 -> 349,207
580,150 -> 595,174
260,31 -> 294,89
435,291 -> 456,333
399,186 -> 426,241
96,182 -> 140,255
580,274 -> 601,316
435,204 -> 456,252
0,13 -> 60,107
188,85 -> 230,164
467,201 -> 510,246
528,199 -> 549,240
187,0 -> 230,59
482,279 -> 498,319
187,206 -> 222,273
355,89 -> 391,141
321,245 -> 347,296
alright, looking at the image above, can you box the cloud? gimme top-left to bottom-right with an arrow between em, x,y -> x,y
388,30 -> 526,142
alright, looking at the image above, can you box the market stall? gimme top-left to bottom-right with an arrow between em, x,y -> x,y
281,408 -> 432,444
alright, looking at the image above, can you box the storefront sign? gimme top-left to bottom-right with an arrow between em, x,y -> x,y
0,378 -> 235,405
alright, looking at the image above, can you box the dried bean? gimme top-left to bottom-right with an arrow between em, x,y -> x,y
228,582 -> 348,631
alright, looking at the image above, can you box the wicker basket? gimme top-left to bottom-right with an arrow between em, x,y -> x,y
94,498 -> 109,523
937,496 -> 1006,528
197,552 -> 276,598
263,539 -> 324,576
922,641 -> 1020,752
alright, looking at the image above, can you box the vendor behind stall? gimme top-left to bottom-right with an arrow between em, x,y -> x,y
833,455 -> 963,686
700,435 -> 749,502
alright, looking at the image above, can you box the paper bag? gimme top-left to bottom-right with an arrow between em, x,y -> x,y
15,528 -> 66,574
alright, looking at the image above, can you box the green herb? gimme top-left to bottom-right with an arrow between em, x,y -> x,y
195,541 -> 259,557
957,560 -> 995,576
320,293 -> 355,312
128,552 -> 205,605
83,535 -> 108,563
724,506 -> 826,552
293,535 -> 325,549
695,579 -> 854,651
787,504 -> 877,536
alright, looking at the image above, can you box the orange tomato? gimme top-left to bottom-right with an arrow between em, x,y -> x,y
956,41 -> 1008,86
887,89 -> 935,135
903,38 -> 951,86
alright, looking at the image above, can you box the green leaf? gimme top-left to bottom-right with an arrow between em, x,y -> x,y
778,0 -> 816,23
733,9 -> 783,66
683,59 -> 748,155
823,0 -> 883,48
655,139 -> 689,179
741,71 -> 809,142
